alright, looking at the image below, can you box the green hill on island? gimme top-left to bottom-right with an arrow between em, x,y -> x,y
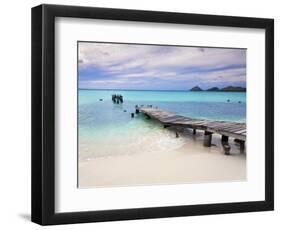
190,86 -> 203,91
206,87 -> 220,91
190,86 -> 246,92
220,86 -> 246,92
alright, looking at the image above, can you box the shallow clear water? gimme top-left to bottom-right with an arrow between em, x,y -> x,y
79,89 -> 246,159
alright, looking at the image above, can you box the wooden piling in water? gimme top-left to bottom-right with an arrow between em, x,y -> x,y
240,141 -> 245,153
222,143 -> 231,155
235,139 -> 245,153
203,131 -> 212,147
112,94 -> 124,104
221,135 -> 230,155
221,135 -> 229,143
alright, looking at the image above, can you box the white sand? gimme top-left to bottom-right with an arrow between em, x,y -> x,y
79,130 -> 246,188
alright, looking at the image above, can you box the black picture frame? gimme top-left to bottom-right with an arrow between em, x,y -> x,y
31,4 -> 274,225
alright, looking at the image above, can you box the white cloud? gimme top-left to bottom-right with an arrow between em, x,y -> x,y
79,42 -> 246,87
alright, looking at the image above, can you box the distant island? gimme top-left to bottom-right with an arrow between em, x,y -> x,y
190,86 -> 203,91
190,86 -> 246,92
206,87 -> 219,91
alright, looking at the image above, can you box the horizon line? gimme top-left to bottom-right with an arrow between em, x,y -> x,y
79,88 -> 190,91
79,87 -> 247,91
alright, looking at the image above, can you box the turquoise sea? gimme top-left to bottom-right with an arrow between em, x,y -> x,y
79,89 -> 246,159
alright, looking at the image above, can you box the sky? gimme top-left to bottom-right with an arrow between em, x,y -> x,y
78,42 -> 246,90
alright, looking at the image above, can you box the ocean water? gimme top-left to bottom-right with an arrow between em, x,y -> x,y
79,89 -> 246,159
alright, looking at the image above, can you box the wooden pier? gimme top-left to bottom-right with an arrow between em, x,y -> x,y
138,107 -> 246,154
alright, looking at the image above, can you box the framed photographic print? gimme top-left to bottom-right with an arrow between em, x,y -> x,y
31,4 -> 274,225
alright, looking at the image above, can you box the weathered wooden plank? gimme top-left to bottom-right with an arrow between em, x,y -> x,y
222,127 -> 246,133
208,123 -> 244,129
234,129 -> 247,134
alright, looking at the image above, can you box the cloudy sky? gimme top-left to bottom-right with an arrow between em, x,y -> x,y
78,42 -> 246,90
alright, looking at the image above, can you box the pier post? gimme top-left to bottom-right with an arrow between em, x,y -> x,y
222,144 -> 231,155
221,135 -> 229,143
221,135 -> 230,155
234,139 -> 245,153
203,131 -> 212,147
193,129 -> 196,135
239,140 -> 245,153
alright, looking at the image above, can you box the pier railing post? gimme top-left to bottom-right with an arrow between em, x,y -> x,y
203,131 -> 212,147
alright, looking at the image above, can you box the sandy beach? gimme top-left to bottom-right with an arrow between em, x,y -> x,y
79,130 -> 246,188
